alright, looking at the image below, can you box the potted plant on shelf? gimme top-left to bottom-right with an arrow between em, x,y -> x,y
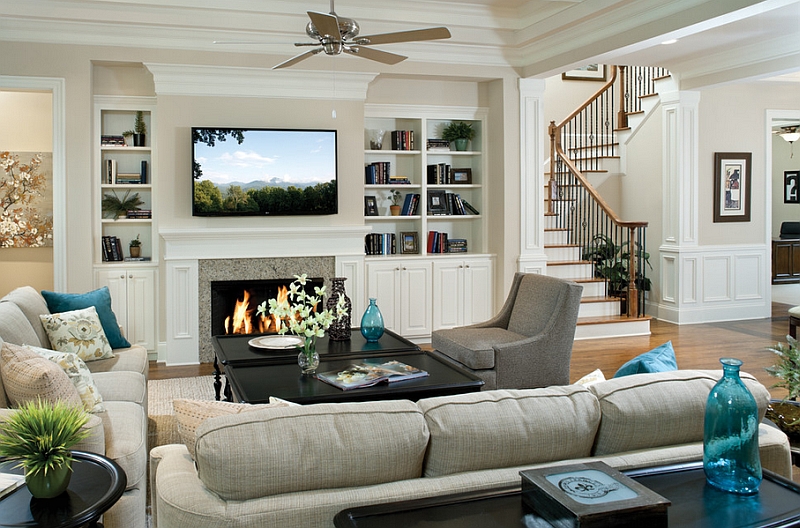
389,190 -> 403,216
101,190 -> 144,219
441,121 -> 475,151
129,234 -> 142,258
765,336 -> 800,441
0,399 -> 89,499
122,111 -> 147,147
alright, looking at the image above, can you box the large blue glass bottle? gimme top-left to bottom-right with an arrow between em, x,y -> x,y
703,357 -> 762,495
360,298 -> 384,343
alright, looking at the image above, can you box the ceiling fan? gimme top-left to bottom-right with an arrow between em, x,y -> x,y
272,0 -> 451,70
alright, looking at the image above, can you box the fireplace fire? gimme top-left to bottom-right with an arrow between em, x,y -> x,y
210,278 -> 324,337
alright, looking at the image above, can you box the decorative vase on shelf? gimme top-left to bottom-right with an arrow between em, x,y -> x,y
703,357 -> 762,495
26,463 -> 72,499
360,298 -> 384,343
297,336 -> 320,375
453,138 -> 469,151
326,277 -> 352,341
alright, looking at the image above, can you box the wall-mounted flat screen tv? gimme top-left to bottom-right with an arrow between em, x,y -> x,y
192,127 -> 338,216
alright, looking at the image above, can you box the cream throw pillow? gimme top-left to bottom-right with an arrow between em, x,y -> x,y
173,398 -> 289,459
0,343 -> 83,408
25,345 -> 105,413
575,368 -> 606,387
39,306 -> 114,362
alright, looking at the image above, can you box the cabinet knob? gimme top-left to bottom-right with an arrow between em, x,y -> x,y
129,275 -> 133,279
119,275 -> 125,279
402,267 -> 407,271
465,265 -> 470,269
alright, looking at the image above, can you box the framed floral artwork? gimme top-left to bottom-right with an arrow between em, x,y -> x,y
713,152 -> 751,223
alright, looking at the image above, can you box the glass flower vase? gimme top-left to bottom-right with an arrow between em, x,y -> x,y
703,357 -> 762,495
297,336 -> 320,375
360,298 -> 384,343
326,277 -> 352,341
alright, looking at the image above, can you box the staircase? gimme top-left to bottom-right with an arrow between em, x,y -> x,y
544,66 -> 670,339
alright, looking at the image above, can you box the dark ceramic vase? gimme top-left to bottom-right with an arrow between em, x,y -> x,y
326,278 -> 352,341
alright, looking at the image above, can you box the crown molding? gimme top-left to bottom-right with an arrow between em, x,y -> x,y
143,63 -> 379,99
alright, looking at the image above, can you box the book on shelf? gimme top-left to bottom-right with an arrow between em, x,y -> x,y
102,235 -> 125,262
140,160 -> 148,184
390,130 -> 415,151
388,175 -> 410,185
427,163 -> 452,185
461,199 -> 481,215
427,138 -> 451,151
315,360 -> 428,390
126,209 -> 152,219
124,256 -> 152,262
365,161 -> 390,184
365,233 -> 396,256
104,159 -> 117,184
101,135 -> 126,147
427,231 -> 450,254
115,173 -> 143,184
0,472 -> 24,500
448,239 -> 468,253
400,193 -> 422,216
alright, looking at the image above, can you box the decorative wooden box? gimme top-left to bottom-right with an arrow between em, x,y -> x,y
520,461 -> 670,528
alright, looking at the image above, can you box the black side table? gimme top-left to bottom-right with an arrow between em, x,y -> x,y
0,450 -> 126,528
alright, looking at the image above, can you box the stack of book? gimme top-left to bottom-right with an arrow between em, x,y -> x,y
101,236 -> 125,261
448,239 -> 468,253
427,231 -> 449,254
116,173 -> 142,184
427,138 -> 451,152
126,209 -> 152,219
365,233 -> 396,255
400,193 -> 421,215
388,175 -> 410,185
101,135 -> 125,147
391,130 -> 415,151
365,162 -> 391,184
427,163 -> 452,184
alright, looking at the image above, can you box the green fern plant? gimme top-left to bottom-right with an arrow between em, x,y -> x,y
102,190 -> 144,219
441,121 -> 475,141
0,400 -> 89,478
766,335 -> 800,400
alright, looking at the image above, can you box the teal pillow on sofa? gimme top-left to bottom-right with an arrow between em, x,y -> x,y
613,341 -> 677,378
41,287 -> 131,349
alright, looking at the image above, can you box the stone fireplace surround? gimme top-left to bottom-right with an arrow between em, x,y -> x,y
160,226 -> 368,365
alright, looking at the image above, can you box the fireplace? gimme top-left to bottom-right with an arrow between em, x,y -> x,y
210,277 -> 324,336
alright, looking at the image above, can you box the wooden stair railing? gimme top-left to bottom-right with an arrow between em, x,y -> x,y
548,65 -> 653,318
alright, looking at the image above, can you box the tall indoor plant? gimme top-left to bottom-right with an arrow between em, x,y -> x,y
765,336 -> 800,440
123,111 -> 147,147
0,399 -> 89,498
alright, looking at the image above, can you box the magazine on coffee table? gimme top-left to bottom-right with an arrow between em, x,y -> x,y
316,360 -> 429,390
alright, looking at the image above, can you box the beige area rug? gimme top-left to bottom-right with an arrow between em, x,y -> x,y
147,375 -> 216,450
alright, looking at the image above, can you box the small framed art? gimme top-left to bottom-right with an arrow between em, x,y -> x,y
785,171 -> 800,204
400,232 -> 419,254
364,196 -> 378,216
452,168 -> 472,184
713,152 -> 751,222
427,190 -> 449,215
562,65 -> 607,82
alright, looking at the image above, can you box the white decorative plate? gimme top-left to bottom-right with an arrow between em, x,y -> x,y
248,335 -> 304,350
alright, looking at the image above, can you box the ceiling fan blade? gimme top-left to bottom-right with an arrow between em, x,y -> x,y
307,10 -> 341,39
355,27 -> 451,46
272,48 -> 323,70
345,45 -> 406,65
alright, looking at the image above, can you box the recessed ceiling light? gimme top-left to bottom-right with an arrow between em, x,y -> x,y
661,39 -> 678,45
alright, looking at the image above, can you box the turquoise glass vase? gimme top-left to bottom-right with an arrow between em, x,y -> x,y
703,357 -> 762,495
360,298 -> 384,342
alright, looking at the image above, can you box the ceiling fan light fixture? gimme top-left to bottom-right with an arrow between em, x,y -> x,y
780,132 -> 800,143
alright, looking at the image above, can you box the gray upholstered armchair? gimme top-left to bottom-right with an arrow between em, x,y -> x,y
432,272 -> 583,390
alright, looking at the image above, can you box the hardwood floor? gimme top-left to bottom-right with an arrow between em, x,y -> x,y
148,302 -> 795,399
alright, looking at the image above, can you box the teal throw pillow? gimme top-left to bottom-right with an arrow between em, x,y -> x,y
41,287 -> 131,349
613,341 -> 677,378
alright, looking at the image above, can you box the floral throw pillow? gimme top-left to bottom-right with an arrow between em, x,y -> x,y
26,345 -> 105,413
39,306 -> 115,362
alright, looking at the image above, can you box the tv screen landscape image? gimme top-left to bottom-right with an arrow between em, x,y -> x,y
192,127 -> 338,216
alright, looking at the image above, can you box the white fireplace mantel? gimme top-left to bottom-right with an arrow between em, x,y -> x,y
160,225 -> 369,365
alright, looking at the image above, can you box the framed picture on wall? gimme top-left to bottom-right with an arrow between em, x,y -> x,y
785,171 -> 800,204
562,65 -> 607,82
713,152 -> 751,222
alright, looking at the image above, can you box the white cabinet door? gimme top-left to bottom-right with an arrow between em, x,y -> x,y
96,268 -> 156,351
366,261 -> 401,332
432,261 -> 464,329
399,261 -> 432,337
462,258 -> 493,326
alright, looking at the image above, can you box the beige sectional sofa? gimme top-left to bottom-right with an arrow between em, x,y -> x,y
0,286 -> 148,528
150,369 -> 792,528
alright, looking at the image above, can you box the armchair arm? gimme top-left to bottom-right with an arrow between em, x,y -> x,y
492,330 -> 573,389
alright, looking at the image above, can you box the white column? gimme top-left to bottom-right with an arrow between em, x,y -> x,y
517,78 -> 548,274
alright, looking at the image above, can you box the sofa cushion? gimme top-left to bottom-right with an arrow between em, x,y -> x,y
613,341 -> 677,377
417,386 -> 601,477
2,286 -> 51,347
588,369 -> 770,456
40,306 -> 115,362
0,301 -> 42,348
432,327 -> 525,370
100,400 -> 147,491
83,345 -> 148,378
26,345 -> 105,413
41,287 -> 131,349
0,342 -> 83,408
194,400 -> 429,501
173,398 -> 289,459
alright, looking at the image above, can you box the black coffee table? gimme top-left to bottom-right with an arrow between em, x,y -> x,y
0,451 -> 126,528
335,462 -> 800,528
212,328 -> 421,401
224,351 -> 484,405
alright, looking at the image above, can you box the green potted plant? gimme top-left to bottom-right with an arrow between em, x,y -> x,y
389,189 -> 403,216
101,190 -> 144,219
122,111 -> 147,147
0,399 -> 89,499
765,336 -> 800,441
129,234 -> 142,258
582,233 -> 651,312
441,121 -> 475,151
